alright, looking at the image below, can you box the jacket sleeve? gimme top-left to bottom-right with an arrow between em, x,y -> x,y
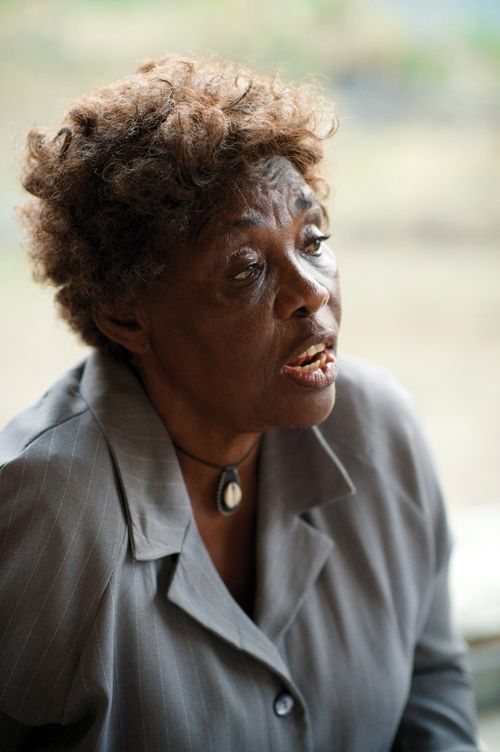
391,556 -> 480,750
0,413 -> 127,740
391,411 -> 479,751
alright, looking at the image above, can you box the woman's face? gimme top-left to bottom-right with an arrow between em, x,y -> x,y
138,158 -> 341,437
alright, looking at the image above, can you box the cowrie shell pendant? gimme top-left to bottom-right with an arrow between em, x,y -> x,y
216,465 -> 243,515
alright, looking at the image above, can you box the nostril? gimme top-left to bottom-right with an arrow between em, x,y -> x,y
293,306 -> 311,318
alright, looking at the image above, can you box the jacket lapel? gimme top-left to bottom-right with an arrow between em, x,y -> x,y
254,426 -> 355,641
167,517 -> 294,685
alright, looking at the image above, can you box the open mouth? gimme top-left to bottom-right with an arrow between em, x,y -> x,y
281,340 -> 337,389
285,342 -> 329,373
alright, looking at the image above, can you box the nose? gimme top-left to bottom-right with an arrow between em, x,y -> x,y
274,258 -> 331,319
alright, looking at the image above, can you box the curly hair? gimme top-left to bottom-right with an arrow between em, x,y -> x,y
21,55 -> 337,355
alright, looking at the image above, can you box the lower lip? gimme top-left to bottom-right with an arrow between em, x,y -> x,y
281,355 -> 337,389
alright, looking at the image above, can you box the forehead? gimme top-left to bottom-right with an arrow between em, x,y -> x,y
199,158 -> 321,238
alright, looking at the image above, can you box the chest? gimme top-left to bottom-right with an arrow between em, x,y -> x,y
193,510 -> 257,615
77,541 -> 418,752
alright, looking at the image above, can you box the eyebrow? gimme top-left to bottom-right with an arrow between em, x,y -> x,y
227,194 -> 319,229
232,213 -> 263,228
294,193 -> 316,213
215,190 -> 321,235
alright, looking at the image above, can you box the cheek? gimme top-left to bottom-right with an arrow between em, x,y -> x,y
326,268 -> 341,323
147,279 -> 278,386
195,321 -> 277,403
199,291 -> 275,356
333,284 -> 342,325
197,325 -> 271,379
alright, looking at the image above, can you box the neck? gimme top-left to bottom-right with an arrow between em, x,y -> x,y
135,356 -> 262,467
173,435 -> 260,469
176,435 -> 261,517
134,357 -> 262,515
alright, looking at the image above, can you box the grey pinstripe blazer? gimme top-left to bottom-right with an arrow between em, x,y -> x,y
0,352 -> 478,751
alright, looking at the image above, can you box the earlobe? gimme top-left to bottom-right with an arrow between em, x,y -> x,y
92,302 -> 150,354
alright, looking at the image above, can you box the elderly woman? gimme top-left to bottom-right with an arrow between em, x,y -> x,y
0,56 -> 478,751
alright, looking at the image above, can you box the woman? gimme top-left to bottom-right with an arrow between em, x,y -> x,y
0,56 -> 478,750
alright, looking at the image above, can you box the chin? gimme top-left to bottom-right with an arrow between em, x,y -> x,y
270,384 -> 337,431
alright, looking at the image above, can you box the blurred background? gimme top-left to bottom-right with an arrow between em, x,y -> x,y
1,0 -> 499,744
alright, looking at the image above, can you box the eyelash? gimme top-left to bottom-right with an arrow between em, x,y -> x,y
233,261 -> 265,282
302,234 -> 330,257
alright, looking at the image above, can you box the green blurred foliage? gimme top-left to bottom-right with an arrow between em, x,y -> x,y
392,49 -> 447,82
467,25 -> 500,66
1,0 -> 498,84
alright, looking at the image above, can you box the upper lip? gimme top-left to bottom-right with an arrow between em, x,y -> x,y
283,331 -> 337,369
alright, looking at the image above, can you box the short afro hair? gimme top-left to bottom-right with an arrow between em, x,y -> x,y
21,55 -> 337,355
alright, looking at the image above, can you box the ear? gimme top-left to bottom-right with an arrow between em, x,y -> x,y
92,300 -> 150,354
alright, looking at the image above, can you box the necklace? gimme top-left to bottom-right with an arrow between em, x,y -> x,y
173,438 -> 260,515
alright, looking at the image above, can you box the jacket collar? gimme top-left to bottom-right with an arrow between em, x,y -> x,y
80,351 -> 191,560
79,351 -> 355,563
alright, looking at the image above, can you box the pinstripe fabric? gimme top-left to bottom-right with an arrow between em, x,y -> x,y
0,352 -> 478,751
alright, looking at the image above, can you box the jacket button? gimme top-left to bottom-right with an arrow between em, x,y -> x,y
273,691 -> 295,717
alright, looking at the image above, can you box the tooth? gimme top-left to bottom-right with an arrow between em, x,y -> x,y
299,352 -> 327,372
290,342 -> 326,367
303,360 -> 318,372
305,343 -> 326,358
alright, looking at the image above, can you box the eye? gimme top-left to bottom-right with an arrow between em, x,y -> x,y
233,261 -> 265,282
302,233 -> 330,257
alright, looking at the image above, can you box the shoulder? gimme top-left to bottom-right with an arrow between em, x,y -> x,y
0,362 -> 87,463
0,360 -> 128,722
320,356 -> 448,548
332,354 -> 418,444
0,360 -> 126,545
322,354 -> 426,461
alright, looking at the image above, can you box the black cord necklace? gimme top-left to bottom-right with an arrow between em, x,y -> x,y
173,438 -> 260,515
